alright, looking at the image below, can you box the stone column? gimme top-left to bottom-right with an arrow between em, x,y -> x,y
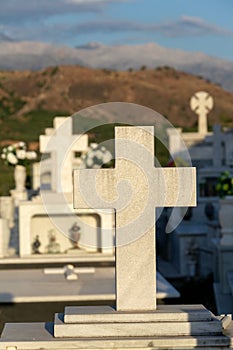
219,197 -> 233,246
0,218 -> 10,257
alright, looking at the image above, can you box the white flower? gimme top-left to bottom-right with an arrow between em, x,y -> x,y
2,148 -> 7,153
102,152 -> 112,163
26,151 -> 37,160
8,146 -> 13,152
86,158 -> 93,167
88,150 -> 95,159
1,154 -> 6,160
90,143 -> 98,150
16,149 -> 26,160
7,153 -> 18,165
19,141 -> 25,148
95,150 -> 103,159
80,143 -> 112,169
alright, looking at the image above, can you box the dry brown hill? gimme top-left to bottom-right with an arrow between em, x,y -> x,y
0,64 -> 233,195
0,65 -> 233,144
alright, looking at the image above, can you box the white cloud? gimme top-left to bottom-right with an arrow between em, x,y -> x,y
0,0 -> 129,23
1,7 -> 231,44
179,15 -> 231,36
60,17 -> 233,37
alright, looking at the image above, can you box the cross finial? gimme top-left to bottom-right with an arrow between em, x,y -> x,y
190,91 -> 214,135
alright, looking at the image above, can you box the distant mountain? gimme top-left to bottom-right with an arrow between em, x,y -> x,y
0,41 -> 85,71
0,40 -> 233,92
75,42 -> 233,92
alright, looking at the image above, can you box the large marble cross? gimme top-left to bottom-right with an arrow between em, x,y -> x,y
40,117 -> 88,193
73,126 -> 196,311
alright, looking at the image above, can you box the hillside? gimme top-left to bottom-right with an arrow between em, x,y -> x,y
0,64 -> 233,194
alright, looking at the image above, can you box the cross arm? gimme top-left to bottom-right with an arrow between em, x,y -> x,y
152,167 -> 196,207
73,168 -> 117,209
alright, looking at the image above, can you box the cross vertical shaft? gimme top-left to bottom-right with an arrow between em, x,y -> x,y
114,127 -> 156,311
40,117 -> 88,193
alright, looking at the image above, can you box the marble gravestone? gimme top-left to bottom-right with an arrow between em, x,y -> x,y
74,126 -> 196,311
19,116 -> 115,256
2,125 -> 233,350
40,117 -> 88,193
167,91 -> 214,168
190,91 -> 214,135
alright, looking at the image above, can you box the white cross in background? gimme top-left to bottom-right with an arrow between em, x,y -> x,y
40,117 -> 88,193
190,91 -> 214,135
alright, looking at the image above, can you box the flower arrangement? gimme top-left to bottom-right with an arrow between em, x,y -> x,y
1,142 -> 37,167
216,171 -> 233,198
80,143 -> 112,169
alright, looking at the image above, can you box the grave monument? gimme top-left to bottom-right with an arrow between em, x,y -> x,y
1,124 -> 233,349
167,91 -> 214,168
39,117 -> 87,193
18,116 -> 115,257
190,91 -> 214,135
166,92 -> 231,279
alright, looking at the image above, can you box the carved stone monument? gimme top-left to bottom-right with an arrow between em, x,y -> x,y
74,126 -> 196,311
40,117 -> 88,193
1,125 -> 233,349
190,91 -> 214,135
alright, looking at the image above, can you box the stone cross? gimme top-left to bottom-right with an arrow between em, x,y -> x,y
40,117 -> 88,193
190,91 -> 214,135
73,126 -> 196,311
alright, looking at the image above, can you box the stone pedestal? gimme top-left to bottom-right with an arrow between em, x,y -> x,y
0,218 -> 10,257
171,221 -> 207,277
1,305 -> 233,349
10,189 -> 27,206
219,197 -> 233,246
213,198 -> 233,294
218,245 -> 233,294
18,198 -> 114,257
54,305 -> 222,338
0,196 -> 14,228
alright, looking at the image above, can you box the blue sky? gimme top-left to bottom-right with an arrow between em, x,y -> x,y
1,0 -> 233,62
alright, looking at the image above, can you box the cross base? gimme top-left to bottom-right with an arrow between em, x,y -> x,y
1,305 -> 233,349
55,305 -> 223,338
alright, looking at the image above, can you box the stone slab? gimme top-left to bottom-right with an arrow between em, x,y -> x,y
0,218 -> 10,258
156,271 -> 180,298
64,304 -> 212,324
0,268 -> 178,303
0,267 -> 114,303
54,313 -> 222,338
1,321 -> 231,350
43,267 -> 95,274
0,254 -> 115,265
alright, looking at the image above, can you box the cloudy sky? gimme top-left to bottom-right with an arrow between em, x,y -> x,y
1,0 -> 233,62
